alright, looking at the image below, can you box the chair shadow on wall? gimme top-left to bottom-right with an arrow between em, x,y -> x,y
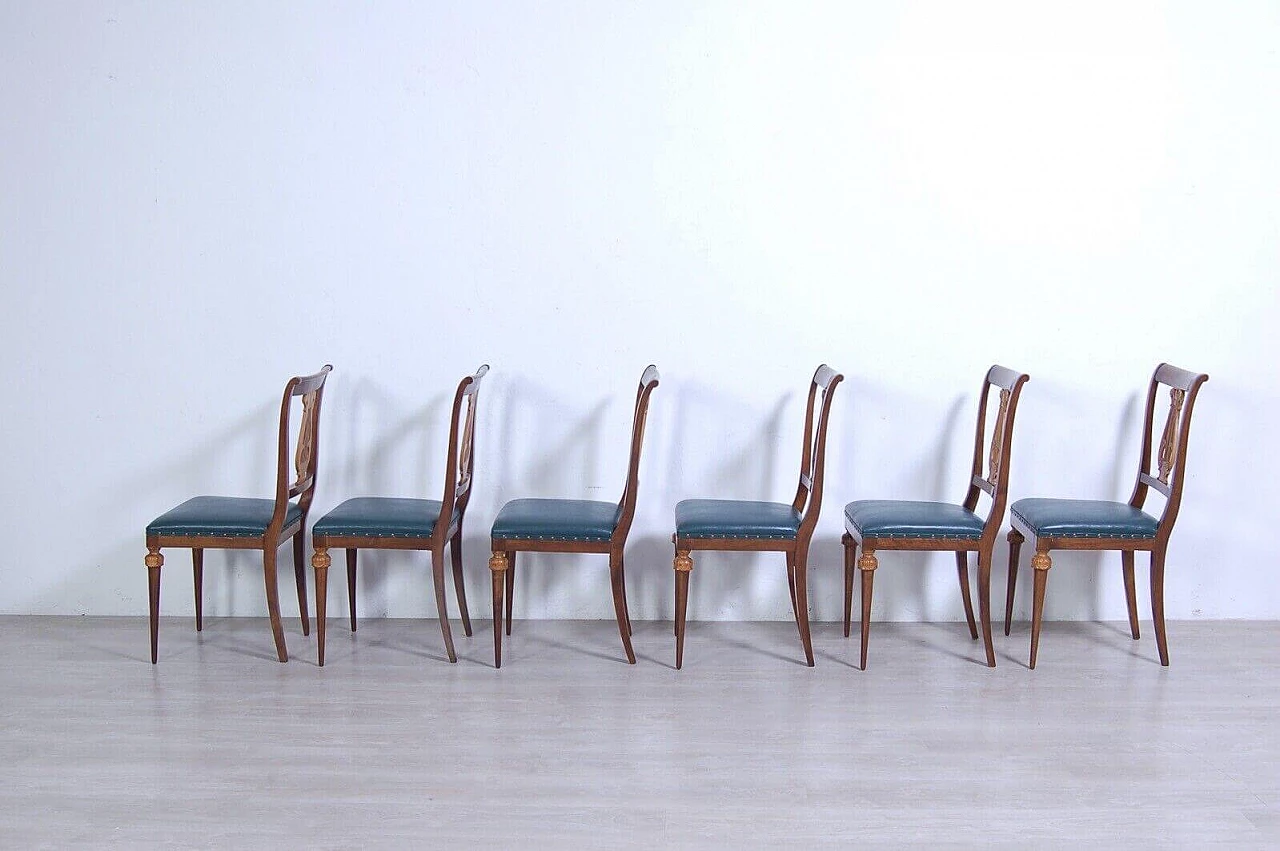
85,401 -> 274,662
1004,390 -> 1142,655
323,377 -> 450,632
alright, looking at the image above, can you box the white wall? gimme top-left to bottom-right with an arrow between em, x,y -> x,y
2,2 -> 1276,623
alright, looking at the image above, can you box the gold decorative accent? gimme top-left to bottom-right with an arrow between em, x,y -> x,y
311,547 -> 331,571
489,552 -> 508,573
1032,552 -> 1052,571
858,551 -> 878,572
293,391 -> 316,488
674,551 -> 693,573
144,548 -> 163,569
988,388 -> 1011,486
1157,388 -> 1185,485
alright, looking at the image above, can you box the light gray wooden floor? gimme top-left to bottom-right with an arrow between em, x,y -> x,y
1,616 -> 1277,848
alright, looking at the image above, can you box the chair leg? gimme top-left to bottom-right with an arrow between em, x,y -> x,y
312,547 -> 330,667
146,548 -> 163,664
794,549 -> 815,667
346,549 -> 358,632
1030,550 -> 1051,669
609,553 -> 636,665
504,551 -> 516,636
1151,547 -> 1169,666
262,545 -> 288,663
956,551 -> 979,640
977,549 -> 996,667
430,546 -> 457,663
674,551 -> 692,669
450,531 -> 472,638
1004,529 -> 1023,636
1122,550 -> 1140,640
786,551 -> 799,627
192,548 -> 204,632
858,550 -> 876,670
842,535 -> 855,638
489,551 -> 508,668
293,531 -> 309,637
619,558 -> 632,637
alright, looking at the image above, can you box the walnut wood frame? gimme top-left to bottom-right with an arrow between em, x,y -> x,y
842,365 -> 1030,669
1005,363 -> 1208,668
673,365 -> 843,669
310,365 -> 489,666
145,365 -> 333,663
487,365 -> 659,668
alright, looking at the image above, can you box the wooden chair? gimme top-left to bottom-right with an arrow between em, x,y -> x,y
842,365 -> 1030,669
309,365 -> 488,666
1004,363 -> 1208,668
487,366 -> 659,668
145,365 -> 333,663
672,365 -> 843,669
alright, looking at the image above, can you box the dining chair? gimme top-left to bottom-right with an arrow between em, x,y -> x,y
1004,363 -> 1208,668
843,365 -> 1030,669
671,365 -> 843,669
486,365 -> 659,668
309,365 -> 488,666
144,365 -> 333,663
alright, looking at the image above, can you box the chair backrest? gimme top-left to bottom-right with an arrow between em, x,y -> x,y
272,365 -> 333,533
962,365 -> 1030,542
438,364 -> 490,535
791,365 -> 844,541
1128,363 -> 1209,539
613,365 -> 661,543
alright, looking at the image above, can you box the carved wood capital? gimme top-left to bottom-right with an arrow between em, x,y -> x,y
674,551 -> 693,573
311,547 -> 331,571
489,552 -> 509,573
1032,552 -> 1052,571
858,551 -> 878,572
144,548 -> 163,569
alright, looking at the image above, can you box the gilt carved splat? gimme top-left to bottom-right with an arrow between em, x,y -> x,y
1157,388 -> 1185,484
293,391 -> 316,488
987,388 -> 1011,487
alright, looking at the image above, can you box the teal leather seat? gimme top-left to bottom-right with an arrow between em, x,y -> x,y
491,498 -> 621,542
675,499 -> 801,540
1011,498 -> 1158,539
147,496 -> 302,538
844,499 -> 985,540
312,497 -> 457,538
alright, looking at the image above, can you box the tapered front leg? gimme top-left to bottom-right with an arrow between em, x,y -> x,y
345,549 -> 358,632
489,551 -> 508,668
146,548 -> 163,664
1121,550 -> 1140,640
858,550 -> 877,670
1030,550 -> 1052,669
192,548 -> 204,632
312,547 -> 330,666
674,550 -> 692,669
793,549 -> 815,668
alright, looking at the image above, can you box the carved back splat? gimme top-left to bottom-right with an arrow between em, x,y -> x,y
1157,388 -> 1185,485
987,388 -> 1011,488
293,391 -> 316,492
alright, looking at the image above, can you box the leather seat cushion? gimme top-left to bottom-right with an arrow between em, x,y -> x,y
491,498 -> 620,542
675,499 -> 801,540
1012,498 -> 1159,539
844,499 -> 985,540
147,496 -> 301,538
312,497 -> 455,538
